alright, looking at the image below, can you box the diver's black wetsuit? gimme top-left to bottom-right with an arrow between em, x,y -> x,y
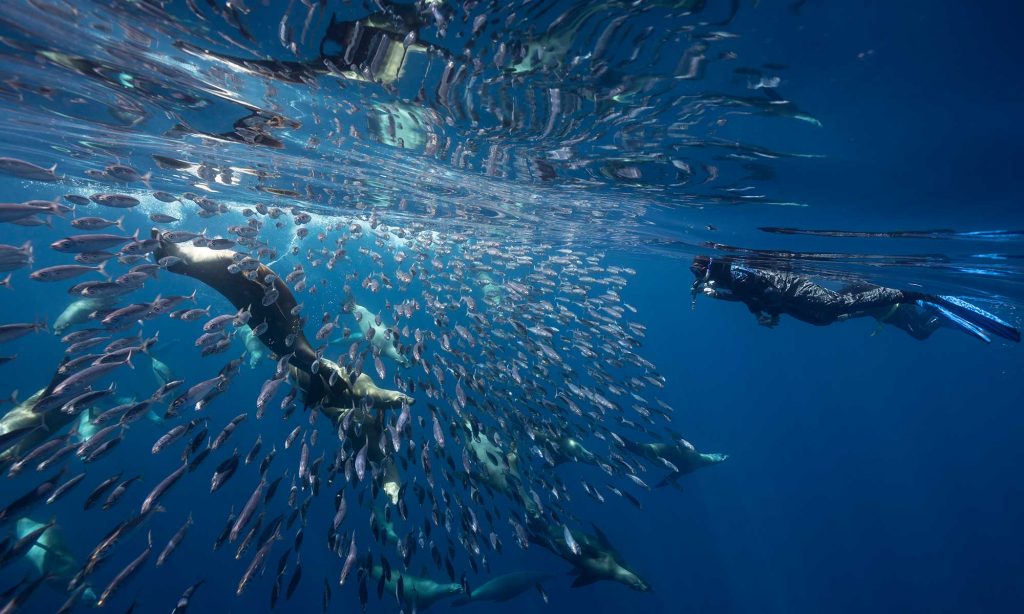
868,302 -> 942,340
692,257 -> 925,326
690,256 -> 1021,343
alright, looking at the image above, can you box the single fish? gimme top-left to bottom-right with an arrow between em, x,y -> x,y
170,578 -> 205,614
90,193 -> 141,208
141,462 -> 187,514
96,531 -> 152,607
0,157 -> 59,181
210,449 -> 240,493
102,475 -> 142,510
157,513 -> 193,567
46,472 -> 86,505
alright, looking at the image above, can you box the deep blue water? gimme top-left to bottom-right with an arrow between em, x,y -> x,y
1,2 -> 1022,613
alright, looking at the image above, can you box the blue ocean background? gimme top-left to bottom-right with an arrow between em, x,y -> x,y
1,1 -> 1023,613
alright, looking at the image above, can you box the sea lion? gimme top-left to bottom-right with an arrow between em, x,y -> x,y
239,325 -> 266,368
152,230 -> 316,370
53,296 -> 115,334
621,436 -> 727,487
151,230 -> 411,410
452,571 -> 554,606
288,359 -> 411,415
75,407 -> 99,443
150,354 -> 174,387
15,517 -> 97,604
0,360 -> 78,468
350,304 -> 410,367
459,422 -> 544,516
541,432 -> 598,466
368,565 -> 464,611
527,519 -> 650,592
476,272 -> 504,307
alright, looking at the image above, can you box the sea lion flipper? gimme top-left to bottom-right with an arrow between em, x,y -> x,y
41,357 -> 71,398
350,372 -> 413,408
570,574 -> 598,588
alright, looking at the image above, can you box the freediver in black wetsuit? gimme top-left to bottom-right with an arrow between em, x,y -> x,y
689,255 -> 1021,343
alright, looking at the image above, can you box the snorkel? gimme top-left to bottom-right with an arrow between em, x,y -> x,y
690,256 -> 714,309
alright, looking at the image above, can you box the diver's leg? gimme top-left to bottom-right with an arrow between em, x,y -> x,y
790,281 -> 911,324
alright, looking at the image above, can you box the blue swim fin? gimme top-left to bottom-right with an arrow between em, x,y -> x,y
919,296 -> 1021,343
